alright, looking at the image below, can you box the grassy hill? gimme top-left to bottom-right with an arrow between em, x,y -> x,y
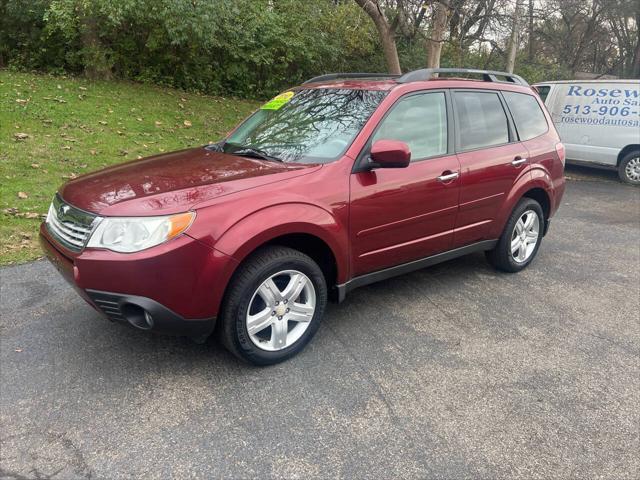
0,71 -> 259,265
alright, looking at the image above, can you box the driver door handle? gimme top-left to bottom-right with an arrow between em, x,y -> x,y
437,171 -> 460,182
511,156 -> 527,166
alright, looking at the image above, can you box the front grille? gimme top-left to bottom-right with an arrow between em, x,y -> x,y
46,194 -> 99,252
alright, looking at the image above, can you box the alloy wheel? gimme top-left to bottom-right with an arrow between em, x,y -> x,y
246,270 -> 316,351
510,210 -> 540,263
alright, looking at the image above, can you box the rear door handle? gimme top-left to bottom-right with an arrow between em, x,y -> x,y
511,157 -> 527,166
437,171 -> 459,182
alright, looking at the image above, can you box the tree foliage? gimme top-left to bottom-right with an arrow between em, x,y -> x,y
1,0 -> 383,96
1,0 -> 637,98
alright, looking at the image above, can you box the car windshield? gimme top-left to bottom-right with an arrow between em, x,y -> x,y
222,88 -> 388,164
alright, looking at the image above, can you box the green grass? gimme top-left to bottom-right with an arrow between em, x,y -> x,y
0,70 -> 259,265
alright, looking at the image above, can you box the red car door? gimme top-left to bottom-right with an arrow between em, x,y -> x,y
451,89 -> 530,248
350,91 -> 461,277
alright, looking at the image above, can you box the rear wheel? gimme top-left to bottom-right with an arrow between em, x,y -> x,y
486,198 -> 544,272
219,246 -> 327,365
618,151 -> 640,185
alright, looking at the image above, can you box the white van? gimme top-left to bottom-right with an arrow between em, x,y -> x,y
533,80 -> 640,185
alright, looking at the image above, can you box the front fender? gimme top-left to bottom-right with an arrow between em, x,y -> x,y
212,202 -> 349,283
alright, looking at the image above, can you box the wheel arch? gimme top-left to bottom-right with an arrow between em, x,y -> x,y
522,187 -> 551,221
212,203 -> 348,305
491,171 -> 554,239
617,144 -> 640,166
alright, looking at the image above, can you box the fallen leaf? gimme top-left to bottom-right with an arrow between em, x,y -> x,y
3,208 -> 19,215
154,121 -> 162,126
79,86 -> 87,91
14,132 -> 29,141
90,149 -> 97,155
98,120 -> 107,125
16,98 -> 28,105
183,120 -> 192,127
24,212 -> 40,219
61,145 -> 72,150
31,163 -> 40,169
17,191 -> 28,199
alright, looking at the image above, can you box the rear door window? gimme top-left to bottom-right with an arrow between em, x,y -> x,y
372,92 -> 448,160
453,91 -> 510,150
503,91 -> 549,140
453,91 -> 509,150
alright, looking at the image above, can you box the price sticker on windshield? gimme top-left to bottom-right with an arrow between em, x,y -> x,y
261,91 -> 295,110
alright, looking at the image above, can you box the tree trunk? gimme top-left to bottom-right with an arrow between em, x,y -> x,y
426,2 -> 450,69
632,38 -> 640,78
80,6 -> 112,80
527,0 -> 534,62
632,11 -> 640,78
505,0 -> 524,73
354,0 -> 402,74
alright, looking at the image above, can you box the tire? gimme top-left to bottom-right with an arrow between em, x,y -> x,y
219,246 -> 327,365
618,151 -> 640,185
486,197 -> 544,273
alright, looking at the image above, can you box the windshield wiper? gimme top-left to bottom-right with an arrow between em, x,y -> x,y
205,141 -> 225,152
229,146 -> 284,163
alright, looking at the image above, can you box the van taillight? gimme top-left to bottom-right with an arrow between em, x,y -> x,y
555,142 -> 565,165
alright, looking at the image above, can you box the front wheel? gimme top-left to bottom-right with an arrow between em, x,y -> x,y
618,151 -> 640,185
486,198 -> 544,273
219,246 -> 327,365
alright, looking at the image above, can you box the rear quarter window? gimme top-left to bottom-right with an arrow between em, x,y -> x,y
503,91 -> 549,141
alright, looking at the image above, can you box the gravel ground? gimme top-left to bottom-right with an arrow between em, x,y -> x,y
1,165 -> 639,479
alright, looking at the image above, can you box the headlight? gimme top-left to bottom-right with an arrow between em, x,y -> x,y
87,212 -> 195,253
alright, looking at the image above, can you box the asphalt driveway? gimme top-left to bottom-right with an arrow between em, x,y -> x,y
1,166 -> 639,479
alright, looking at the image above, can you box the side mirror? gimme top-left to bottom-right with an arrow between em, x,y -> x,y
368,140 -> 411,169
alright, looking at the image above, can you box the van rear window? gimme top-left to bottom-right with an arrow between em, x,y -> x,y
503,92 -> 549,141
536,85 -> 551,102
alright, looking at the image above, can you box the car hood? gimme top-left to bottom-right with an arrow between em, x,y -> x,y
59,147 -> 318,216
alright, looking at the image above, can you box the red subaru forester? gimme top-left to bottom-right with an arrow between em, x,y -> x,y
41,68 -> 565,365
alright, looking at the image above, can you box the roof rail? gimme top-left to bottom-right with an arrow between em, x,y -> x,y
303,72 -> 400,85
397,68 -> 529,86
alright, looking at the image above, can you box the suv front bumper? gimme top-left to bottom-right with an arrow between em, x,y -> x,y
39,224 -> 237,340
